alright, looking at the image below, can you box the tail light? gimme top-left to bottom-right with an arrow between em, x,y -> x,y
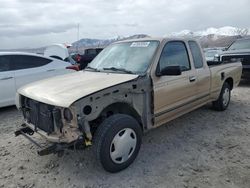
66,65 -> 80,71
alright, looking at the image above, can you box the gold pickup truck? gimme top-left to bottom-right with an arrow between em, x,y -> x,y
15,38 -> 242,172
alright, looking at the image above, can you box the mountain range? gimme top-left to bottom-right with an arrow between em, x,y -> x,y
168,26 -> 249,37
71,34 -> 149,49
72,26 -> 249,50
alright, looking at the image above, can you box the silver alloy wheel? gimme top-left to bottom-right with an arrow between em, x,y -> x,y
222,88 -> 230,106
110,128 -> 137,164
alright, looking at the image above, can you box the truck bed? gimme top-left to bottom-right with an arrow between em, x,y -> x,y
208,61 -> 242,100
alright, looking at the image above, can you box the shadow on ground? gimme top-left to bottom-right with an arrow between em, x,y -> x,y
0,105 -> 16,113
239,79 -> 250,87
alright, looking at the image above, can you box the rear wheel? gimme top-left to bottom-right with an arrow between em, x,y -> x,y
212,82 -> 231,111
94,114 -> 142,173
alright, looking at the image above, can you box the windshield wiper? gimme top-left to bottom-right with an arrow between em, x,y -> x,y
103,67 -> 134,74
85,66 -> 100,72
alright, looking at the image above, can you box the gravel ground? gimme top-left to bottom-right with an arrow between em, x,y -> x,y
0,80 -> 250,188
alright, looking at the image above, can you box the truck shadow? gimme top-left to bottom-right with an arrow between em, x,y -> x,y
239,79 -> 250,87
0,105 -> 17,113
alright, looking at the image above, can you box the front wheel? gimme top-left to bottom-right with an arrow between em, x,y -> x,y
212,82 -> 231,111
94,114 -> 142,173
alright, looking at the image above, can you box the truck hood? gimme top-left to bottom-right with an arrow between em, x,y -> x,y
221,49 -> 250,55
18,71 -> 138,107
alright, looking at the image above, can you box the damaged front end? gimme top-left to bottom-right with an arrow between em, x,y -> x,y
15,96 -> 87,156
15,75 -> 153,157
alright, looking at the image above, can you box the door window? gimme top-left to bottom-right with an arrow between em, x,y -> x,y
12,55 -> 52,70
188,41 -> 203,69
0,56 -> 11,72
159,41 -> 190,72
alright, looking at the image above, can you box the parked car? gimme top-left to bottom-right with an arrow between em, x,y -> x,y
15,38 -> 242,172
0,52 -> 76,108
204,48 -> 223,61
220,38 -> 250,79
79,48 -> 103,69
44,44 -> 79,70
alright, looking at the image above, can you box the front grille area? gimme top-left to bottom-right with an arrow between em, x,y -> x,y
221,54 -> 250,66
21,96 -> 60,134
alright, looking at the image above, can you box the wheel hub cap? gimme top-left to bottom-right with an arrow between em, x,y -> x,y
110,128 -> 137,164
223,88 -> 230,106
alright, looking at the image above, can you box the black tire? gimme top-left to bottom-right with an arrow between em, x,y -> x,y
93,114 -> 142,173
212,82 -> 231,111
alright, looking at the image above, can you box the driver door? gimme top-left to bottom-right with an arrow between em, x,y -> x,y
152,41 -> 198,126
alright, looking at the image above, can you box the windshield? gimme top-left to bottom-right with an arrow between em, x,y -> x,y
87,41 -> 159,74
228,39 -> 250,50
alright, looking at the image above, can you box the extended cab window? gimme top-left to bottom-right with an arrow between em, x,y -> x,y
0,56 -> 11,72
188,41 -> 203,68
12,55 -> 52,70
159,41 -> 190,72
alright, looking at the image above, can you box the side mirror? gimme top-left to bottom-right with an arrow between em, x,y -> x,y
156,66 -> 182,76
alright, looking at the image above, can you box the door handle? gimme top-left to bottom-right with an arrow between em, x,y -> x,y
47,69 -> 56,72
0,76 -> 13,80
189,76 -> 196,82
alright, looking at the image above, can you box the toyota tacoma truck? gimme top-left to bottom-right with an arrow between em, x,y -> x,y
15,38 -> 242,172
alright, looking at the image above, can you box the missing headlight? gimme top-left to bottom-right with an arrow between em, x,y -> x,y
63,108 -> 73,122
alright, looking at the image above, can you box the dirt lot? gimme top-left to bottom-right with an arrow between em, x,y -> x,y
0,81 -> 250,188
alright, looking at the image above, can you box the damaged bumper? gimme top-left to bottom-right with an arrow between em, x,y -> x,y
23,120 -> 62,143
15,124 -> 85,156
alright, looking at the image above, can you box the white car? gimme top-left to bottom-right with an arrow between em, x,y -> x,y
44,44 -> 76,65
0,52 -> 75,108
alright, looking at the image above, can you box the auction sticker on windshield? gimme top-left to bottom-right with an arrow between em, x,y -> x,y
130,42 -> 150,47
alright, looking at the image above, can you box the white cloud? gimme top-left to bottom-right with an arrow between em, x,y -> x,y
0,0 -> 249,49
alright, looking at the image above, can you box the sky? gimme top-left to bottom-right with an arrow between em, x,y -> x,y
0,0 -> 250,49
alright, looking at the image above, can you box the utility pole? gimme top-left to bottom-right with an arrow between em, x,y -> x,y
77,23 -> 80,53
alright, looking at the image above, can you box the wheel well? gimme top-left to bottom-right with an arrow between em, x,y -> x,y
225,77 -> 233,90
90,102 -> 143,133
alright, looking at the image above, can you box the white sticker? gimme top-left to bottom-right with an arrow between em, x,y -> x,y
130,42 -> 150,47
